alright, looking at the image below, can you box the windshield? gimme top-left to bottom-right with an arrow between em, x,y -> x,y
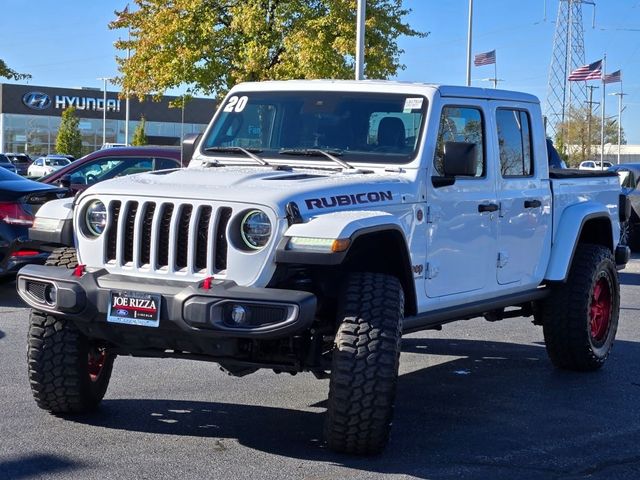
201,91 -> 427,164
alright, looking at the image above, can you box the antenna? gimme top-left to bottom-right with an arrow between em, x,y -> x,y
545,0 -> 596,144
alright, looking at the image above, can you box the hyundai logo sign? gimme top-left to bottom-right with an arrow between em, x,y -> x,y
22,92 -> 52,110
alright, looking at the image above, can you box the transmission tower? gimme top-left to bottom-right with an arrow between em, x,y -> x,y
545,0 -> 595,143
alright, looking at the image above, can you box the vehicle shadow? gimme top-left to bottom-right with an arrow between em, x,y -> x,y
67,337 -> 640,479
0,453 -> 82,480
0,279 -> 26,309
619,271 -> 640,286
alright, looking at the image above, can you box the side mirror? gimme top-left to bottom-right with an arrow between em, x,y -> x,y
181,133 -> 202,167
58,174 -> 71,189
442,141 -> 478,177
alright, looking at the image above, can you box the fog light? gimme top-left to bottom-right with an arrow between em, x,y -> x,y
43,284 -> 57,306
231,305 -> 248,325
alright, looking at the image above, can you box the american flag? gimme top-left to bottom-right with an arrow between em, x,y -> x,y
603,70 -> 622,84
568,60 -> 602,81
474,50 -> 496,67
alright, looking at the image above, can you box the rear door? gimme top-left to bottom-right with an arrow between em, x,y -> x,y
491,103 -> 552,286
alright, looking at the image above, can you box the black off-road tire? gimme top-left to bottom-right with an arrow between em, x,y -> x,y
621,220 -> 640,252
28,312 -> 114,413
28,245 -> 114,413
540,244 -> 619,371
324,272 -> 404,455
45,247 -> 78,268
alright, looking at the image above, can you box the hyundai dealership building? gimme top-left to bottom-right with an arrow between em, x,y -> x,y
0,83 -> 217,155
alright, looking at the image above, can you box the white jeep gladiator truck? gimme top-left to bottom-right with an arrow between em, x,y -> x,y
17,80 -> 630,455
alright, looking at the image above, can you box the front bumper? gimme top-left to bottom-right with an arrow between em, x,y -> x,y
16,265 -> 317,344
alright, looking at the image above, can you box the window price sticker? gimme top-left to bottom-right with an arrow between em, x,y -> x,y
403,97 -> 424,112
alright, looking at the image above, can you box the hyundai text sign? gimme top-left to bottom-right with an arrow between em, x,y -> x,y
22,92 -> 51,110
22,91 -> 120,112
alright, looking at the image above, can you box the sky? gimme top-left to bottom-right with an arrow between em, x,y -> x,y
1,0 -> 639,142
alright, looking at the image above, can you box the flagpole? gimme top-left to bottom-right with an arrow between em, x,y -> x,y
466,0 -> 473,86
600,53 -> 606,168
494,55 -> 497,89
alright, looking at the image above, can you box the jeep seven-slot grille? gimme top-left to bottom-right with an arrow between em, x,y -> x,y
104,200 -> 230,274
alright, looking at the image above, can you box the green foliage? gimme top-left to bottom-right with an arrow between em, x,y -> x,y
0,59 -> 31,81
132,117 -> 148,146
110,0 -> 426,99
55,107 -> 83,158
555,106 -> 626,166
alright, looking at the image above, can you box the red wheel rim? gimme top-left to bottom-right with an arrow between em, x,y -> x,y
88,349 -> 107,382
589,277 -> 612,342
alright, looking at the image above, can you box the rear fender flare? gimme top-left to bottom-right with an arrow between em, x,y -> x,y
545,203 -> 613,281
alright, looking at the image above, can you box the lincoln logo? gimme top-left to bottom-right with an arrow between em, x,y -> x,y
22,92 -> 52,110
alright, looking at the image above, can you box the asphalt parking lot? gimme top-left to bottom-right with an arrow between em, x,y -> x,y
1,260 -> 640,480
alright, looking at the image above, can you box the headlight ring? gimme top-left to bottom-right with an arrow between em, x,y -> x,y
240,209 -> 271,250
84,200 -> 107,237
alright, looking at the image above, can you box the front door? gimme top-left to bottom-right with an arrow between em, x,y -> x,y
425,102 -> 498,298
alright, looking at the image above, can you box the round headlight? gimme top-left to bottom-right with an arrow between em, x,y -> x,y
240,210 -> 271,250
85,200 -> 107,236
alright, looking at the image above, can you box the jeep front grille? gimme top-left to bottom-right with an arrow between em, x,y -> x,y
104,200 -> 232,275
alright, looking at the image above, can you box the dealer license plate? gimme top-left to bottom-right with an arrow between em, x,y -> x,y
107,290 -> 161,328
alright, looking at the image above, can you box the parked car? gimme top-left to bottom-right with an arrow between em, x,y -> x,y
17,80 -> 628,455
4,153 -> 33,176
546,139 -> 567,169
0,168 -> 66,277
579,160 -> 613,170
38,146 -> 182,194
609,163 -> 640,250
0,154 -> 18,174
27,156 -> 71,178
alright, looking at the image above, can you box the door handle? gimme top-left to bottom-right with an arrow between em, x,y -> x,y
478,203 -> 499,213
524,199 -> 542,209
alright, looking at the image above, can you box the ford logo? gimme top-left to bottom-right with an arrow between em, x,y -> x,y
22,92 -> 51,110
116,309 -> 129,316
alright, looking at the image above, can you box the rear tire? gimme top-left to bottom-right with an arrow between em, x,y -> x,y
540,244 -> 619,371
324,272 -> 404,455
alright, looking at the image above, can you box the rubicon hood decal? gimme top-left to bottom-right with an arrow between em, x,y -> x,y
305,191 -> 393,210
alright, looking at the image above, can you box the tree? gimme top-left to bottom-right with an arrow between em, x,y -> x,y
55,107 -> 83,158
132,116 -> 148,146
110,0 -> 426,99
555,106 -> 626,166
0,59 -> 30,81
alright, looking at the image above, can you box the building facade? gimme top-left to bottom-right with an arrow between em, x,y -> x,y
0,83 -> 217,156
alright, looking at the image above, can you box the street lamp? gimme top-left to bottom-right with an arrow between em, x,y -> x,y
610,91 -> 627,164
356,0 -> 366,80
97,77 -> 113,147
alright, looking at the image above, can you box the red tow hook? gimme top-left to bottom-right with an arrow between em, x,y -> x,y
201,276 -> 214,290
72,264 -> 86,277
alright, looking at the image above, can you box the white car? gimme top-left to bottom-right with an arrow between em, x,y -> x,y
27,156 -> 71,178
579,160 -> 613,170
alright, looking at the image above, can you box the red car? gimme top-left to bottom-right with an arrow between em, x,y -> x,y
39,146 -> 184,193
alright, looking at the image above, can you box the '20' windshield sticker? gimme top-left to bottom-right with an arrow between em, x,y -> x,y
223,95 -> 249,113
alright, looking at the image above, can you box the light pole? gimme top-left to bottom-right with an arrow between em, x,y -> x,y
610,91 -> 627,164
356,0 -> 366,80
98,77 -> 113,147
466,0 -> 473,86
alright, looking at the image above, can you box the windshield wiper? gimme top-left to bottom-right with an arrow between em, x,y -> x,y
204,146 -> 269,166
279,148 -> 354,170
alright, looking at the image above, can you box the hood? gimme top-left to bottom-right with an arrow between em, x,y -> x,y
80,166 -> 418,216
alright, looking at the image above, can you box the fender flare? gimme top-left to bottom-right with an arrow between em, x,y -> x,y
275,210 -> 408,265
545,202 -> 613,281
